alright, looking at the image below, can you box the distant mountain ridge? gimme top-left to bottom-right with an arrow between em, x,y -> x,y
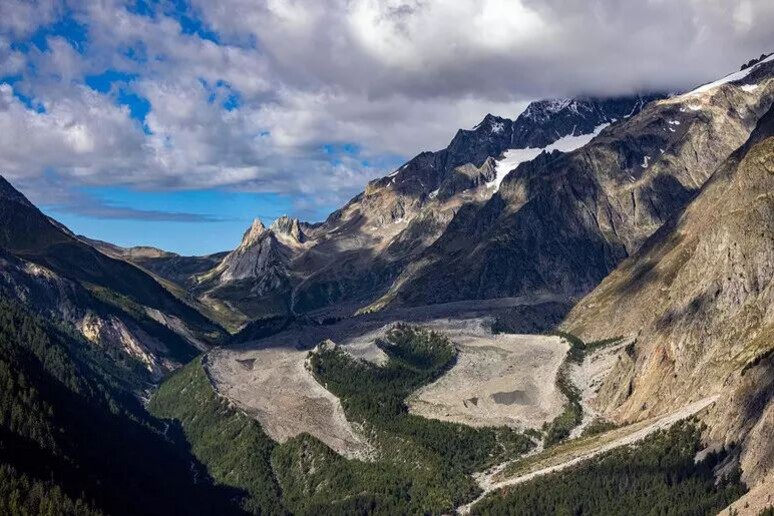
136,95 -> 662,322
137,58 -> 774,323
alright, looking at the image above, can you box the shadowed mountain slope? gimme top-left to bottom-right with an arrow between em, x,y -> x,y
0,178 -> 225,380
377,58 -> 774,309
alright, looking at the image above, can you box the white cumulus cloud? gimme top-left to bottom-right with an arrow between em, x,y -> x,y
0,0 -> 772,220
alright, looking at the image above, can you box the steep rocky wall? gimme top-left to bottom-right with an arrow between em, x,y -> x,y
562,111 -> 774,487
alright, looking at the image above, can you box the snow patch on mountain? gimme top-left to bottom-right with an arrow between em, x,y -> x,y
689,54 -> 774,95
488,148 -> 542,190
489,123 -> 609,191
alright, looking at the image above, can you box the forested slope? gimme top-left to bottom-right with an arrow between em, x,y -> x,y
0,297 -> 240,515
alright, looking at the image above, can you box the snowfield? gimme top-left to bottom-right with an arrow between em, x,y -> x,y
688,53 -> 774,95
489,123 -> 609,190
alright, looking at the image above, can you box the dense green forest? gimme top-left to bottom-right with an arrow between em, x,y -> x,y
549,331 -> 623,364
151,354 -> 480,515
540,357 -> 582,446
0,297 -> 241,515
471,421 -> 746,515
0,299 -> 534,515
149,356 -> 285,514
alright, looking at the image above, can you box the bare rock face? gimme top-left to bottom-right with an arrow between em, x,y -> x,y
271,215 -> 305,244
0,248 -> 189,380
562,102 -> 774,488
239,219 -> 268,248
198,220 -> 293,297
191,215 -> 315,318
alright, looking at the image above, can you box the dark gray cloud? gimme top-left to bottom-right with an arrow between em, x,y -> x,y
193,0 -> 774,100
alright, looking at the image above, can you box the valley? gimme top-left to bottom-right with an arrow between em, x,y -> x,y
3,36 -> 774,515
196,303 -> 730,515
172,58 -> 774,510
206,296 -> 570,457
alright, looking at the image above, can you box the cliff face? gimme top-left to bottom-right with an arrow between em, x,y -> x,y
191,218 -> 302,318
562,101 -> 774,486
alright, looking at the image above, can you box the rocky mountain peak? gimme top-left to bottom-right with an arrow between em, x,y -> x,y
238,219 -> 267,249
473,113 -> 510,134
509,94 -> 662,149
270,215 -> 305,243
0,175 -> 34,207
196,215 -> 303,289
740,52 -> 773,71
520,98 -> 576,123
355,94 -> 661,211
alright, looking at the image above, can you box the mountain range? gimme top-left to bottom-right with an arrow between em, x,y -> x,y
122,95 -> 665,323
117,67 -> 772,326
2,52 -> 774,515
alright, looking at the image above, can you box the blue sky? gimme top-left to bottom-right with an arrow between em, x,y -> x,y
0,0 -> 411,254
48,187 -> 295,255
1,0 -> 771,255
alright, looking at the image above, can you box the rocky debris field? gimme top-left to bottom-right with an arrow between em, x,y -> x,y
408,319 -> 567,429
205,296 -> 572,459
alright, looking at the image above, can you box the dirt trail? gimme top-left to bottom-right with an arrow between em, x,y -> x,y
458,395 -> 719,514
